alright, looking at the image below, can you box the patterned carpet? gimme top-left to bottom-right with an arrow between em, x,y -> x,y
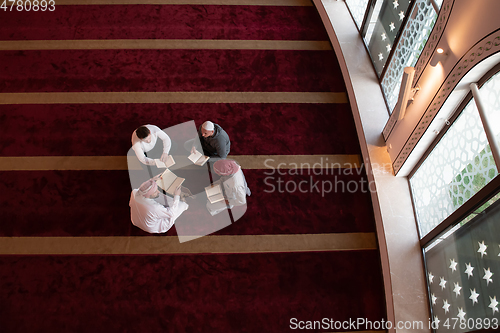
0,1 -> 386,332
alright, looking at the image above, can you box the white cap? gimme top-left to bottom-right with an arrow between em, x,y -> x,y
202,121 -> 214,131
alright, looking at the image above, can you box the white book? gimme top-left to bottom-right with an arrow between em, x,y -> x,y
156,169 -> 185,196
154,155 -> 175,169
188,149 -> 210,166
206,200 -> 232,216
205,184 -> 225,204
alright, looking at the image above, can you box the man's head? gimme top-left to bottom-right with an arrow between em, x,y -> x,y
213,159 -> 240,176
201,121 -> 215,138
136,126 -> 152,143
139,179 -> 160,199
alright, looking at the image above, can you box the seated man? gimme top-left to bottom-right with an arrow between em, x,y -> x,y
131,125 -> 172,166
207,159 -> 251,215
191,121 -> 230,159
129,178 -> 188,233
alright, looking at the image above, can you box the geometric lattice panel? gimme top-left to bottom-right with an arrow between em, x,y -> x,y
393,30 -> 500,174
345,0 -> 370,30
480,70 -> 500,147
382,0 -> 453,140
410,99 -> 498,238
381,0 -> 438,112
448,145 -> 497,210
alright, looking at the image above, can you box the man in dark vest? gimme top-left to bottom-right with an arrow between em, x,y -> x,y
191,121 -> 231,159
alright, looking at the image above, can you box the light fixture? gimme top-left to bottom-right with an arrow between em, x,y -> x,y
394,67 -> 420,120
430,47 -> 448,67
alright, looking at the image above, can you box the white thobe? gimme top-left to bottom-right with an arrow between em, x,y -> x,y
131,124 -> 172,166
129,190 -> 188,233
206,169 -> 249,216
222,169 -> 248,206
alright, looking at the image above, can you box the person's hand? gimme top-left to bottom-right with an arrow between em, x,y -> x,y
160,153 -> 169,164
152,173 -> 162,181
225,199 -> 230,205
174,186 -> 182,196
191,146 -> 196,154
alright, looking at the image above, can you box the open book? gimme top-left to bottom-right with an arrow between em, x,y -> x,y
188,149 -> 209,166
154,155 -> 175,169
156,169 -> 185,196
205,184 -> 225,204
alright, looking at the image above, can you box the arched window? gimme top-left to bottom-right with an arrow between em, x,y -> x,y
410,66 -> 500,330
410,67 -> 500,239
345,0 -> 441,112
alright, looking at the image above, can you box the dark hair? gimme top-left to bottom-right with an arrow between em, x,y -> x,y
136,126 -> 150,139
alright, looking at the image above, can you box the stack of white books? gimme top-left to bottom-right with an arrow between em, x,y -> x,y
205,184 -> 225,204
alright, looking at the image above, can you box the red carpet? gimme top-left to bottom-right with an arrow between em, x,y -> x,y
0,170 -> 375,237
0,2 -> 387,331
0,251 -> 385,333
0,5 -> 329,41
0,49 -> 343,93
0,103 -> 360,156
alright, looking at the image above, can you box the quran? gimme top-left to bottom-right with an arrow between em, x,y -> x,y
156,169 -> 184,196
205,184 -> 225,204
188,149 -> 210,166
154,155 -> 175,169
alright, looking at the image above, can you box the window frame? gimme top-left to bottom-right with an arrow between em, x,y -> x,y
408,63 -> 500,247
345,0 -> 440,114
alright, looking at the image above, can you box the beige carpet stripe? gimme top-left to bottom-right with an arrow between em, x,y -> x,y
233,154 -> 362,169
53,0 -> 313,6
0,155 -> 361,171
0,92 -> 347,104
0,40 -> 331,51
0,233 -> 377,255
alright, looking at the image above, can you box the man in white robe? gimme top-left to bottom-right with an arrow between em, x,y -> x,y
131,124 -> 172,166
130,178 -> 188,233
207,159 -> 251,215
